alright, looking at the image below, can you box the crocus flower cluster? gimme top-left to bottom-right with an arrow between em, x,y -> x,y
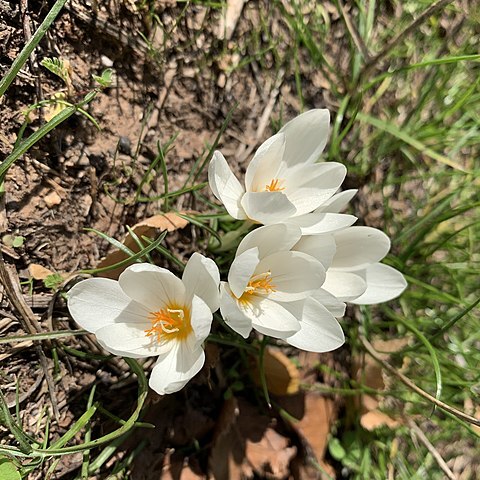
68,108 -> 407,395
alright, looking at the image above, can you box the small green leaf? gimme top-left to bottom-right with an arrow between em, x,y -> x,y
43,273 -> 64,290
3,235 -> 25,248
328,437 -> 346,461
12,236 -> 25,248
92,68 -> 114,88
0,457 -> 21,480
40,57 -> 70,85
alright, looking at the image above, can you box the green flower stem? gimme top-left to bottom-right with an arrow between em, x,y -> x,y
30,358 -> 148,457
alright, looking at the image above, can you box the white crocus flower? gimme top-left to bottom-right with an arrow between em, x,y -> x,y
208,109 -> 357,234
293,188 -> 407,305
220,224 -> 345,353
67,253 -> 220,395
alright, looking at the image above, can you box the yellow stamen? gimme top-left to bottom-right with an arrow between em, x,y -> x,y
145,304 -> 192,343
265,178 -> 285,192
239,271 -> 276,305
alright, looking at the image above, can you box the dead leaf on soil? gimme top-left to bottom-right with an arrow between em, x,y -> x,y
354,337 -> 410,431
210,397 -> 297,479
97,211 -> 193,279
251,347 -> 300,396
28,264 -> 55,280
278,392 -> 336,466
360,410 -> 401,431
161,450 -> 204,480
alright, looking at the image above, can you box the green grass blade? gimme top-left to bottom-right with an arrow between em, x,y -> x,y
0,0 -> 69,97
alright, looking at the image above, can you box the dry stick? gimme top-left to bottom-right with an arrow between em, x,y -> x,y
361,0 -> 454,76
0,252 -> 60,421
408,419 -> 457,480
237,68 -> 285,164
359,335 -> 480,428
337,0 -> 371,61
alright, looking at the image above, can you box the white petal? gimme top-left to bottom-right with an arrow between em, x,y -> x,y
331,227 -> 391,270
118,263 -> 186,311
95,321 -> 167,358
190,295 -> 213,343
311,288 -> 346,318
279,109 -> 330,166
256,251 -> 325,302
235,224 -> 302,259
317,189 -> 357,213
241,191 -> 296,225
284,163 -> 347,216
182,253 -> 220,312
228,247 -> 260,298
322,270 -> 367,302
208,151 -> 247,219
293,234 -> 336,269
283,298 -> 345,352
247,296 -> 300,338
287,212 -> 357,235
149,342 -> 205,395
67,278 -> 149,333
350,263 -> 407,305
245,133 -> 286,192
220,282 -> 252,338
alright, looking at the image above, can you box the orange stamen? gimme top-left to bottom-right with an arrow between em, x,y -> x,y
145,305 -> 191,343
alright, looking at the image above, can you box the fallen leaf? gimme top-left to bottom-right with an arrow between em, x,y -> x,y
246,427 -> 297,478
353,337 -> 409,431
210,397 -> 297,479
278,392 -> 336,464
209,397 -> 244,480
29,263 -> 55,280
97,211 -> 193,279
161,450 -> 204,480
251,347 -> 300,396
360,410 -> 401,430
44,93 -> 68,122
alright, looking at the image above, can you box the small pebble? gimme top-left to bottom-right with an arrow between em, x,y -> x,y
100,55 -> 114,68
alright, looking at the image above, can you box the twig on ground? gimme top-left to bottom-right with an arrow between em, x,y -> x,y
238,67 -> 285,164
360,335 -> 480,427
0,252 -> 60,421
0,252 -> 43,335
336,0 -> 371,61
408,419 -> 457,480
6,370 -> 45,409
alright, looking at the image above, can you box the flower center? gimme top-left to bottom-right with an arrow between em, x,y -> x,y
238,271 -> 276,304
145,304 -> 192,343
265,178 -> 285,192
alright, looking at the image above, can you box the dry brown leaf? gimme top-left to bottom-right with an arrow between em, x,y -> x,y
97,211 -> 193,279
209,397 -> 244,480
352,337 -> 409,431
246,427 -> 297,478
29,263 -> 55,280
210,397 -> 297,479
278,392 -> 336,465
360,410 -> 401,431
161,450 -> 204,480
251,347 -> 300,396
